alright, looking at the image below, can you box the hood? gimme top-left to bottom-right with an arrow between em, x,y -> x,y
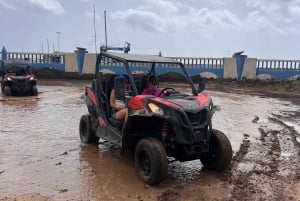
150,93 -> 211,111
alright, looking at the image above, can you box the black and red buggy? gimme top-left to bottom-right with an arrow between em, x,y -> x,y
1,60 -> 38,96
80,52 -> 232,185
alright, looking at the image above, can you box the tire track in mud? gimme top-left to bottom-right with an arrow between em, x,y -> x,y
224,113 -> 300,201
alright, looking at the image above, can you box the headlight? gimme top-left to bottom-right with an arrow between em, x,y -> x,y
29,77 -> 34,80
7,77 -> 12,81
148,103 -> 164,115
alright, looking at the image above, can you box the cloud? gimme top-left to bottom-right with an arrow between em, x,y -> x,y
289,5 -> 300,17
0,0 -> 16,10
245,0 -> 281,12
111,9 -> 165,32
141,0 -> 179,14
193,8 -> 240,27
25,0 -> 65,15
111,4 -> 241,34
110,0 -> 293,39
242,11 -> 286,35
85,11 -> 100,21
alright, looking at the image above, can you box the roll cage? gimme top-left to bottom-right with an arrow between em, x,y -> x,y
2,60 -> 33,76
95,52 -> 199,96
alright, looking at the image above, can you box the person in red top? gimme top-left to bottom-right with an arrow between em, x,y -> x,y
142,75 -> 165,97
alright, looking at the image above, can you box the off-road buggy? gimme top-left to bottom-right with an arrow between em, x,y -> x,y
80,52 -> 232,185
1,60 -> 38,96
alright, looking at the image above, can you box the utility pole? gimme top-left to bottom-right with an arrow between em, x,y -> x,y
56,31 -> 61,52
47,38 -> 50,53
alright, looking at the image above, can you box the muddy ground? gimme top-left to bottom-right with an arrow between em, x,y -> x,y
0,79 -> 299,201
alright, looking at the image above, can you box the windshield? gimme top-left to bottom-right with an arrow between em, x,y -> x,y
5,65 -> 32,76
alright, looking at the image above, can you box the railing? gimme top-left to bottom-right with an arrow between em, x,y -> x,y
6,52 -> 65,64
100,56 -> 223,69
257,59 -> 300,70
171,57 -> 223,69
2,49 -> 299,80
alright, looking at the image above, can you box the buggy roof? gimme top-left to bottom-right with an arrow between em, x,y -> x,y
101,52 -> 182,65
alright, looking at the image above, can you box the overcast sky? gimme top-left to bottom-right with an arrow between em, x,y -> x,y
0,0 -> 300,59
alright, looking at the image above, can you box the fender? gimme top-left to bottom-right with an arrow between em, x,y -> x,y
86,87 -> 98,107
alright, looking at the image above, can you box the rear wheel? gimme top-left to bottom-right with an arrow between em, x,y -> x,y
79,114 -> 99,144
3,86 -> 11,96
135,137 -> 168,185
200,129 -> 232,170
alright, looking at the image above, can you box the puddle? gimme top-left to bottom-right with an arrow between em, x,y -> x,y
0,80 -> 299,200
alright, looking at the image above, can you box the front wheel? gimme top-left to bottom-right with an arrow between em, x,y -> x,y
79,114 -> 99,144
200,129 -> 232,170
31,86 -> 38,96
135,137 -> 168,185
3,86 -> 11,96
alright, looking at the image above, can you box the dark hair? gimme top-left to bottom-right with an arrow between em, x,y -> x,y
148,75 -> 158,85
122,74 -> 129,83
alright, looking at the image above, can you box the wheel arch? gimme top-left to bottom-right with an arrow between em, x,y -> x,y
122,115 -> 165,151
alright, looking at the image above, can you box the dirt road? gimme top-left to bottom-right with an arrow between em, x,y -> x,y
0,79 -> 299,201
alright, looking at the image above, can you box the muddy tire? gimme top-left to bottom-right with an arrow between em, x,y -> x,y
31,86 -> 38,96
4,86 -> 11,96
79,114 -> 99,144
134,137 -> 168,185
200,129 -> 232,170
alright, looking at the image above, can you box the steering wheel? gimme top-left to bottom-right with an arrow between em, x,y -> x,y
157,87 -> 176,97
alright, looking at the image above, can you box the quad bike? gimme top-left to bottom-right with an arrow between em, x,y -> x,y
79,51 -> 232,185
1,60 -> 38,96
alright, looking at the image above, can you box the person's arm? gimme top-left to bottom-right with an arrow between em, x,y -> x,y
110,89 -> 124,110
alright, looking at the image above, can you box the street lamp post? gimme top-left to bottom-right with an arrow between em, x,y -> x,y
56,32 -> 61,52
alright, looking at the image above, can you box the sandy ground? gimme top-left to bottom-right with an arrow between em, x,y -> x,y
0,79 -> 299,201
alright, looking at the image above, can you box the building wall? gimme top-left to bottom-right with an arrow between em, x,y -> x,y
223,57 -> 237,79
242,58 -> 257,79
65,53 -> 78,73
83,53 -> 96,74
2,46 -> 299,80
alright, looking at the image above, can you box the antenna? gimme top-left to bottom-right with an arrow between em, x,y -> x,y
104,10 -> 108,48
93,4 -> 97,54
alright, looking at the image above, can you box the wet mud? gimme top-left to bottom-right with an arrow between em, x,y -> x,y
0,80 -> 299,201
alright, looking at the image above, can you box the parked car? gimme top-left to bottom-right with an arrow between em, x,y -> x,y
80,51 -> 232,185
1,60 -> 38,96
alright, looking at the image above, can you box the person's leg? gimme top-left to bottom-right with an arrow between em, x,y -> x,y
114,108 -> 128,121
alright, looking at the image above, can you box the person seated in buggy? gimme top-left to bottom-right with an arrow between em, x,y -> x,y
141,75 -> 165,97
110,74 -> 130,121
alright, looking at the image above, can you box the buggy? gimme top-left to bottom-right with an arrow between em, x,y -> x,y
1,60 -> 38,96
80,52 -> 232,184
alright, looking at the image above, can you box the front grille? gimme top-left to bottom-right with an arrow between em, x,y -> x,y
186,109 -> 210,142
186,109 -> 209,126
12,79 -> 26,91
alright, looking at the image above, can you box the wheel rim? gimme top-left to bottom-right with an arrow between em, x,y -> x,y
138,149 -> 151,177
80,121 -> 88,141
